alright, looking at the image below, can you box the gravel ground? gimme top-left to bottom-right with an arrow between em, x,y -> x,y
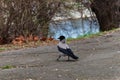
0,30 -> 120,80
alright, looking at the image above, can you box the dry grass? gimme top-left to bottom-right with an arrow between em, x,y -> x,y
0,40 -> 58,52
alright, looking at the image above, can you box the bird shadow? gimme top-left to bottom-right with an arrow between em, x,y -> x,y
56,59 -> 78,62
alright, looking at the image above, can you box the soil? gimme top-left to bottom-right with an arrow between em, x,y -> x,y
0,30 -> 120,80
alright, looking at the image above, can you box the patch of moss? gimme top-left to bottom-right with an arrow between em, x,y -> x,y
0,48 -> 6,51
1,65 -> 15,69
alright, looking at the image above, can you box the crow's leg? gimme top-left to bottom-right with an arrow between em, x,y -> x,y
57,55 -> 61,61
67,56 -> 70,61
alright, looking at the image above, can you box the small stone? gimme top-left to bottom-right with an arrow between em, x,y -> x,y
64,69 -> 69,72
109,67 -> 113,69
26,78 -> 32,80
93,48 -> 96,50
53,68 -> 59,71
117,51 -> 120,53
43,72 -> 46,74
58,75 -> 62,78
40,77 -> 42,79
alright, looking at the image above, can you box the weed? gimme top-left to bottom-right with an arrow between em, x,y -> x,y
1,65 -> 15,69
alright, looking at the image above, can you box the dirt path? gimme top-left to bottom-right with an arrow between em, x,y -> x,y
0,30 -> 120,80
